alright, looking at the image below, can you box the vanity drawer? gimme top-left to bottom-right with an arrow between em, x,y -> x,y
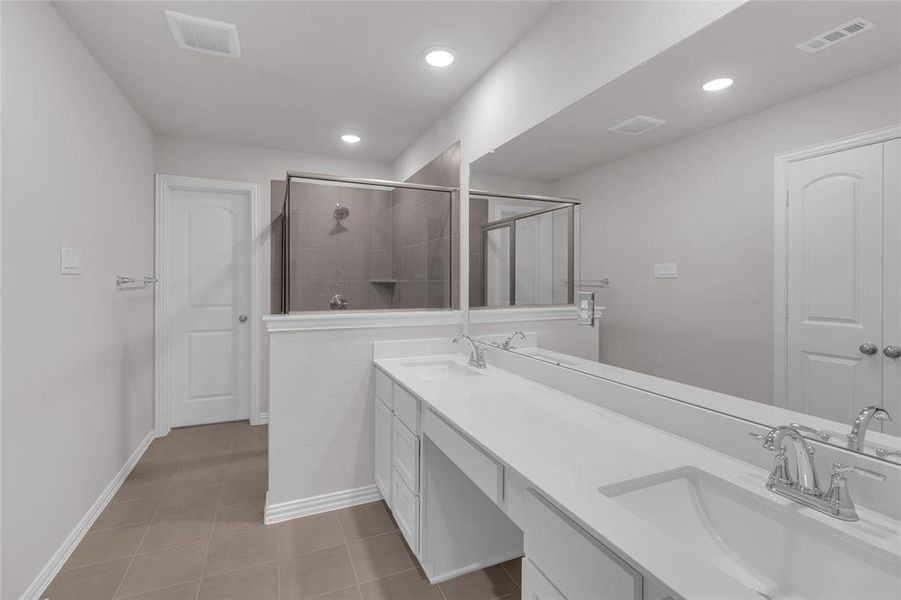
523,490 -> 641,600
422,408 -> 502,503
393,383 -> 420,434
375,368 -> 393,408
392,468 -> 419,555
392,416 -> 419,492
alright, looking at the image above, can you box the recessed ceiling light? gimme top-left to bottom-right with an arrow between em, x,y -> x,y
423,47 -> 455,68
702,77 -> 734,92
341,134 -> 361,144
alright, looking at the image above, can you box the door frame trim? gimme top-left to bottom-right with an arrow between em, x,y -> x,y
155,174 -> 262,436
772,125 -> 900,407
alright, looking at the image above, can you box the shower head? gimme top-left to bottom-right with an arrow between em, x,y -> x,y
333,203 -> 350,221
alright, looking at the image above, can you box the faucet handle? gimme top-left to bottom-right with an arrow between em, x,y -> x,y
748,430 -> 777,451
875,448 -> 901,460
832,463 -> 886,482
789,423 -> 830,442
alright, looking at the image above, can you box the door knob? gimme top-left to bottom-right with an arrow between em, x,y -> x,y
884,345 -> 901,359
238,314 -> 248,323
859,343 -> 879,355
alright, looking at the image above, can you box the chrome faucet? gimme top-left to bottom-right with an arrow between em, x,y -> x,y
750,424 -> 885,521
453,335 -> 487,369
761,425 -> 821,494
847,406 -> 891,452
501,331 -> 526,350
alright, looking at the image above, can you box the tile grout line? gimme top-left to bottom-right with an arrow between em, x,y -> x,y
276,548 -> 282,600
335,510 -> 363,592
342,543 -> 361,592
307,583 -> 361,600
110,433 -> 186,600
500,560 -> 521,590
194,424 -> 239,600
45,423 -> 258,600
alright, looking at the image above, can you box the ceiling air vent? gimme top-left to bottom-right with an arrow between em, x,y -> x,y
797,18 -> 876,53
165,10 -> 241,58
609,115 -> 667,136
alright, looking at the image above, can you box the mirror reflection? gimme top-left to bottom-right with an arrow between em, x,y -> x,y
469,192 -> 578,308
469,0 -> 901,462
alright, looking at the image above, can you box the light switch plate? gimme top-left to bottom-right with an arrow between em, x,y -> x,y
60,247 -> 82,275
654,262 -> 678,278
576,291 -> 595,326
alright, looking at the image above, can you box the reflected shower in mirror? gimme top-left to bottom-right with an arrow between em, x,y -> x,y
468,0 -> 901,463
469,191 -> 578,308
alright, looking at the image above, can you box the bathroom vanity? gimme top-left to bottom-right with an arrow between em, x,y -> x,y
372,339 -> 901,600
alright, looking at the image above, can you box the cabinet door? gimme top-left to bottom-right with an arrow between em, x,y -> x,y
392,469 -> 419,555
522,559 -> 566,600
375,399 -> 393,508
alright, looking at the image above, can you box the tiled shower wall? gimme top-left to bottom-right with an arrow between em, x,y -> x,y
270,181 -> 452,312
390,187 -> 451,309
469,197 -> 489,306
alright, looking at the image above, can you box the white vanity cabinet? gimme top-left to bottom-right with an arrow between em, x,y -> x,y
374,364 -> 677,599
373,368 -> 422,553
522,490 -> 642,600
373,366 -> 522,581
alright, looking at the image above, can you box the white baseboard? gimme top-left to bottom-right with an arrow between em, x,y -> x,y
264,484 -> 381,524
21,430 -> 156,600
251,411 -> 269,425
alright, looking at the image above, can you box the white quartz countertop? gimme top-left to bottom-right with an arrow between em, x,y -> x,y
374,353 -> 901,600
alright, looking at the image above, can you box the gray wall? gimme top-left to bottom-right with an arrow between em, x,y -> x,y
390,187 -> 451,308
402,142 -> 462,309
555,65 -> 901,404
270,181 -> 452,312
1,3 -> 156,597
469,198 -> 489,306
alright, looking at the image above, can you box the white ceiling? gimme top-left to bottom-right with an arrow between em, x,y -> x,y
473,0 -> 901,181
53,1 -> 550,162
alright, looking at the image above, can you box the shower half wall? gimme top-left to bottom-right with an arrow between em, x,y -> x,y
271,175 -> 454,312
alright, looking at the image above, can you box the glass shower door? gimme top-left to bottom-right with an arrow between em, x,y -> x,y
483,224 -> 512,306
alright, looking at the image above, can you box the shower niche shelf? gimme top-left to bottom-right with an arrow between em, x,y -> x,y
370,279 -> 398,285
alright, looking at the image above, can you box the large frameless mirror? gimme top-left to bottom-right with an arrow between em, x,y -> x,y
467,0 -> 901,463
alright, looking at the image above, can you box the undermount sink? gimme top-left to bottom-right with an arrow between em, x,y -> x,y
401,359 -> 483,381
599,467 -> 900,600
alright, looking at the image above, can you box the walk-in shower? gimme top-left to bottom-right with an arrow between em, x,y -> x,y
469,190 -> 579,308
272,172 -> 455,313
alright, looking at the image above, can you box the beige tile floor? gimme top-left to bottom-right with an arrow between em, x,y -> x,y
42,421 -> 522,600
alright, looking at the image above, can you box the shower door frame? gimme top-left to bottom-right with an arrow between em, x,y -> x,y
471,190 -> 579,308
280,171 -> 457,313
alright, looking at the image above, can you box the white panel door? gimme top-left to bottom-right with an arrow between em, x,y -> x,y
170,187 -> 251,426
883,139 -> 900,435
786,143 -> 884,424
